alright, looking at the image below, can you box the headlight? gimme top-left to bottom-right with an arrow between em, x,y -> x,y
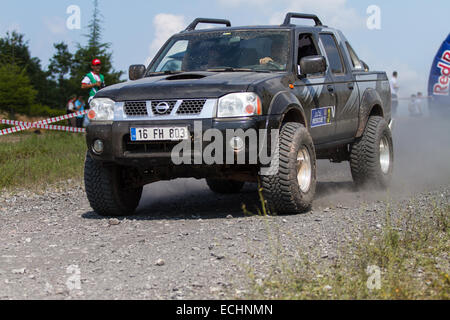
88,98 -> 115,121
217,93 -> 262,118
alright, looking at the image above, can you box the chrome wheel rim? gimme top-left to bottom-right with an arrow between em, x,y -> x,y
297,147 -> 312,193
380,136 -> 391,174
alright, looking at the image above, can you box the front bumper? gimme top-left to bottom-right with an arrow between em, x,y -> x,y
86,116 -> 274,168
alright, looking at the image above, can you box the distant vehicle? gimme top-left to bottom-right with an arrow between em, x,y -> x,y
84,13 -> 394,217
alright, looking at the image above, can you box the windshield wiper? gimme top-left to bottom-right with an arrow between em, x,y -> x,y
207,67 -> 273,73
146,71 -> 183,77
207,67 -> 254,72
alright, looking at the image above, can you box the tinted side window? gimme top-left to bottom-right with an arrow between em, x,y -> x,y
298,34 -> 318,63
319,34 -> 345,74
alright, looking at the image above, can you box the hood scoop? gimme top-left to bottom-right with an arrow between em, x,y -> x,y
165,73 -> 208,81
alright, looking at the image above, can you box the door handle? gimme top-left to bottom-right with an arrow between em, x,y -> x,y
348,83 -> 355,90
327,85 -> 335,93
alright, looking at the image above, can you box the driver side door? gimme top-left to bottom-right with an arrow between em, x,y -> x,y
293,32 -> 337,145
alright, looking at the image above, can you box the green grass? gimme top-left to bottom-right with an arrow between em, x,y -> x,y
0,131 -> 87,189
244,196 -> 450,300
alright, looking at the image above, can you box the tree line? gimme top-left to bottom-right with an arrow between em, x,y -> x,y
0,0 -> 123,119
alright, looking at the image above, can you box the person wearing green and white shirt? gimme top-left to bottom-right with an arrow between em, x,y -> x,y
81,59 -> 105,103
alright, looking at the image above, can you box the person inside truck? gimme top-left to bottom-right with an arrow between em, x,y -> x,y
259,38 -> 287,69
297,34 -> 319,74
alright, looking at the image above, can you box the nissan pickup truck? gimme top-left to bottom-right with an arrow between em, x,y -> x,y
84,13 -> 394,217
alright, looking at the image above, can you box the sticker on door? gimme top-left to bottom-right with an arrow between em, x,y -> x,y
311,106 -> 335,128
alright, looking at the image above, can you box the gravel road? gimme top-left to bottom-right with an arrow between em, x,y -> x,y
0,115 -> 449,300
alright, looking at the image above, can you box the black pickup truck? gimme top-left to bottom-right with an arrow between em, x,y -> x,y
84,13 -> 394,217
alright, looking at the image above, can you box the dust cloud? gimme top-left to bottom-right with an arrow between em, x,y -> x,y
137,100 -> 450,214
315,99 -> 450,208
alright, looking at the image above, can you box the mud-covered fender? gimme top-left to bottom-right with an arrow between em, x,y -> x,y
356,88 -> 384,137
265,91 -> 308,131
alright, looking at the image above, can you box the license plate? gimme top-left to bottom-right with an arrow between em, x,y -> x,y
130,127 -> 189,142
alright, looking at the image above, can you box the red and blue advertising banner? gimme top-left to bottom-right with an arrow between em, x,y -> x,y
428,33 -> 450,110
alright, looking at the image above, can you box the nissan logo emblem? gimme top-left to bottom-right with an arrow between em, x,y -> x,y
155,102 -> 170,114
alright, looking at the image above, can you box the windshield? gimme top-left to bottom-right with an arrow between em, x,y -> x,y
147,30 -> 291,74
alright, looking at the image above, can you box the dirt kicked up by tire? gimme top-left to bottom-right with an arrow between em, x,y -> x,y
350,116 -> 394,188
261,122 -> 317,215
84,153 -> 143,217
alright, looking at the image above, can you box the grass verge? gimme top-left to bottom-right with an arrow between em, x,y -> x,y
0,131 -> 86,190
245,194 -> 450,300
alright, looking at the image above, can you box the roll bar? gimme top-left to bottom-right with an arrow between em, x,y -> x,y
282,13 -> 323,27
185,18 -> 232,32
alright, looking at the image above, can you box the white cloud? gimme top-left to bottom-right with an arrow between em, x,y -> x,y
217,0 -> 364,30
43,16 -> 67,35
360,50 -> 425,96
267,0 -> 363,30
147,13 -> 186,65
217,0 -> 272,7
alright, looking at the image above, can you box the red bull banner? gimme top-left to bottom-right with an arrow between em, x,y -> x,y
428,33 -> 450,110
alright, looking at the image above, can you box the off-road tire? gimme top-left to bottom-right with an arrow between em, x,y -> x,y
350,116 -> 394,188
261,122 -> 317,215
84,153 -> 143,217
206,178 -> 245,194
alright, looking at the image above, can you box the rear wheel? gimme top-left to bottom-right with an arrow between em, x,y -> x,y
350,116 -> 394,188
261,122 -> 317,215
84,153 -> 143,217
206,178 -> 245,194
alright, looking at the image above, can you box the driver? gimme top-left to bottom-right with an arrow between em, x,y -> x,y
259,38 -> 286,68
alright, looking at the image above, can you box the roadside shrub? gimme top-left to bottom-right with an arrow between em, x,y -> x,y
29,104 -> 65,118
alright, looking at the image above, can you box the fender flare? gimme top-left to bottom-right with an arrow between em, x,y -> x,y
266,91 -> 308,131
356,88 -> 384,137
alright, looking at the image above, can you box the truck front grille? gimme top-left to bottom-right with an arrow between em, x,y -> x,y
151,101 -> 177,116
124,101 -> 148,116
177,100 -> 207,115
122,99 -> 209,118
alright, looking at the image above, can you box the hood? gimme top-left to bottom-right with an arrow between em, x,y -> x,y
95,71 -> 283,101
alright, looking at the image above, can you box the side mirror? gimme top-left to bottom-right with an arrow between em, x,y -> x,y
129,64 -> 146,80
361,60 -> 370,72
299,55 -> 327,76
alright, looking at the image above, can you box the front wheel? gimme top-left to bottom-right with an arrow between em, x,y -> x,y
84,153 -> 143,217
260,122 -> 317,215
350,116 -> 394,188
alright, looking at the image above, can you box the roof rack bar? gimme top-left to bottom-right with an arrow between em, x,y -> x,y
283,13 -> 323,27
185,18 -> 232,31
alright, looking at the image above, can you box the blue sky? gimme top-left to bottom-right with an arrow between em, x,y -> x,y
0,0 -> 449,96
